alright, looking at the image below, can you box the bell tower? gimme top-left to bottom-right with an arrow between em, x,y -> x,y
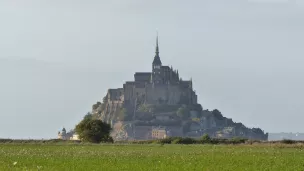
152,34 -> 162,84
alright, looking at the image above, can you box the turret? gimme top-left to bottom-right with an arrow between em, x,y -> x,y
62,127 -> 66,135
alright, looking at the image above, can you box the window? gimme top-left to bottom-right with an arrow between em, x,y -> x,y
154,65 -> 160,69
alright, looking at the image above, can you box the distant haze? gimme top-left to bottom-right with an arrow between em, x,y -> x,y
1,0 -> 304,139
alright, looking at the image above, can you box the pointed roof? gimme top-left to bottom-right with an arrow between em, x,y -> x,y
153,33 -> 162,65
156,33 -> 159,54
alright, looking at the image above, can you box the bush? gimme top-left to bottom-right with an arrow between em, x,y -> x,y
149,137 -> 196,145
169,137 -> 196,144
92,102 -> 102,110
0,139 -> 12,143
171,137 -> 183,144
230,137 -> 247,144
281,139 -> 296,144
201,134 -> 211,143
180,137 -> 196,144
154,137 -> 175,144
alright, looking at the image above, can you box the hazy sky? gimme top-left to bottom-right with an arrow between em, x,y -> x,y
1,0 -> 304,139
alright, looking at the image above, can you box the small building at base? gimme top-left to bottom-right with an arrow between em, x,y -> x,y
57,127 -> 80,140
152,126 -> 168,139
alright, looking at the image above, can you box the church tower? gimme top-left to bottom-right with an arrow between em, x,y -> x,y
152,35 -> 162,84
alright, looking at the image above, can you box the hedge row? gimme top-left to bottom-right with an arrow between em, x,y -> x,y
0,139 -> 81,144
115,136 -> 247,145
0,138 -> 301,145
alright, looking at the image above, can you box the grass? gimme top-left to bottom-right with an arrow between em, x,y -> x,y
1,143 -> 304,171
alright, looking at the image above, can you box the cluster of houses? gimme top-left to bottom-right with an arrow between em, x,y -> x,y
57,128 -> 79,140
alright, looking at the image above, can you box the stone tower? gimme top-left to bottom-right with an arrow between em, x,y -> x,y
152,35 -> 162,84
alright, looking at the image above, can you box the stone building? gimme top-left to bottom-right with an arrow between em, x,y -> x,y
152,126 -> 168,139
103,36 -> 197,122
57,128 -> 79,140
57,128 -> 70,140
215,127 -> 236,139
95,36 -> 268,141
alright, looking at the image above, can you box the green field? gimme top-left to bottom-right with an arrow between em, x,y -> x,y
1,143 -> 304,171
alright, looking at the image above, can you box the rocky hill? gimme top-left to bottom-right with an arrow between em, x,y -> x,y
90,95 -> 268,141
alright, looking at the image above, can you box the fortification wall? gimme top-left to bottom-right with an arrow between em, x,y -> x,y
145,84 -> 169,104
141,84 -> 191,105
123,84 -> 134,102
167,85 -> 182,104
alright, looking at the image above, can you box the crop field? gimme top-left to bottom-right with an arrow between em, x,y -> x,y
0,143 -> 304,171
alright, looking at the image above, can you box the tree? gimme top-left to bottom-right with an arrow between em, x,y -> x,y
102,95 -> 108,103
75,117 -> 112,143
83,112 -> 93,120
212,109 -> 223,120
201,134 -> 211,143
189,104 -> 203,118
177,107 -> 190,119
92,102 -> 102,110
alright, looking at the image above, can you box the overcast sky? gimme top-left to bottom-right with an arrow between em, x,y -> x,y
1,0 -> 304,139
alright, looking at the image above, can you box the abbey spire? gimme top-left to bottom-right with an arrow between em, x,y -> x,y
153,34 -> 162,65
155,34 -> 159,56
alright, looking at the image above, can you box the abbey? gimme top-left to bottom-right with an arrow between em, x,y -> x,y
89,36 -> 268,141
105,36 -> 197,111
